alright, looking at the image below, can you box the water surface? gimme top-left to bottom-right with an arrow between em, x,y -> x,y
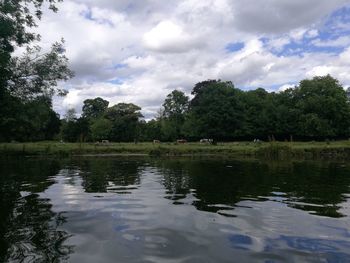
1,157 -> 350,262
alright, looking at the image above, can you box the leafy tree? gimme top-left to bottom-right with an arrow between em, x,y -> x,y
91,118 -> 113,141
239,88 -> 270,138
0,0 -> 73,142
161,90 -> 189,140
44,110 -> 61,140
163,90 -> 189,117
105,103 -> 143,142
0,96 -> 61,141
60,109 -> 90,142
64,108 -> 77,122
7,41 -> 73,100
185,80 -> 244,140
0,0 -> 62,91
293,75 -> 350,138
82,97 -> 109,120
0,0 -> 67,96
139,119 -> 162,141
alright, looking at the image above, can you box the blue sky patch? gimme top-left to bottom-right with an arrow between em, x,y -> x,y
261,6 -> 350,57
225,42 -> 245,53
108,78 -> 125,85
80,7 -> 114,27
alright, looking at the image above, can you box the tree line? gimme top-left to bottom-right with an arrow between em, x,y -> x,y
56,75 -> 350,143
1,1 -> 350,143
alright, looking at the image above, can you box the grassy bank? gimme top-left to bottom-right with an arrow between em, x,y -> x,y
2,141 -> 350,159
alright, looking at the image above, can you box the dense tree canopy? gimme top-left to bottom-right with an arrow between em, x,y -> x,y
63,75 -> 349,143
186,80 -> 245,140
82,97 -> 109,120
105,103 -> 143,142
160,90 -> 189,141
0,0 -> 73,142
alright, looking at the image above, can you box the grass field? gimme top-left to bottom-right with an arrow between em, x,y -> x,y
2,140 -> 350,159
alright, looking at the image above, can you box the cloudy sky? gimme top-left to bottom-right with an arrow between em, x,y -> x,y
34,0 -> 350,118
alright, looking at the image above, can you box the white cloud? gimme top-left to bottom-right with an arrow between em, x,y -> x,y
312,36 -> 350,47
31,0 -> 350,118
143,20 -> 203,53
231,0 -> 348,34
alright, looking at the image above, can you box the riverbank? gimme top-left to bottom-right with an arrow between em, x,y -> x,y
2,141 -> 350,159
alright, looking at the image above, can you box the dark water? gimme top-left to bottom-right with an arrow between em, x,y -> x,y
1,157 -> 350,263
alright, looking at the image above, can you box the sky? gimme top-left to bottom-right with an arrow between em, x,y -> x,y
33,0 -> 350,119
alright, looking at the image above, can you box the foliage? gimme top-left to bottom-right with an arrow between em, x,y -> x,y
160,90 -> 189,141
0,95 -> 61,141
91,118 -> 112,141
82,97 -> 109,120
0,0 -> 62,90
105,103 -> 143,142
0,0 -> 73,142
139,119 -> 162,141
184,80 -> 245,140
64,108 -> 77,122
61,109 -> 89,142
8,41 -> 73,99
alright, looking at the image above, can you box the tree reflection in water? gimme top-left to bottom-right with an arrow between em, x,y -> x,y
156,159 -> 350,218
1,157 -> 350,262
0,158 -> 74,262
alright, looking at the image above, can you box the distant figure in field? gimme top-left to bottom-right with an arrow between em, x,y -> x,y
200,139 -> 213,144
177,139 -> 187,144
153,140 -> 160,144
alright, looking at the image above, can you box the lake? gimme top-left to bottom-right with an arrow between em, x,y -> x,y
0,157 -> 350,262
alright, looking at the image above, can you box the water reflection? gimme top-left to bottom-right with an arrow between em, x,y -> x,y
0,158 -> 73,262
0,157 -> 350,262
77,159 -> 143,193
156,159 -> 350,217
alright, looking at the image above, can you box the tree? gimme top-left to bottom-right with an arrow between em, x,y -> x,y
64,108 -> 77,122
185,80 -> 244,140
82,97 -> 109,120
139,119 -> 162,141
163,90 -> 189,117
161,90 -> 189,140
105,103 -> 143,142
0,0 -> 64,94
0,96 -> 61,141
0,0 -> 73,142
91,118 -> 113,141
293,75 -> 350,138
239,88 -> 270,139
8,41 -> 73,100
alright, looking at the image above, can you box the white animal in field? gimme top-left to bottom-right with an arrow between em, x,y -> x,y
200,139 -> 213,144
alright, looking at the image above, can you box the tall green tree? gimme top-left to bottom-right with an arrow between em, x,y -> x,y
185,80 -> 244,140
0,0 -> 73,142
240,88 -> 270,138
105,103 -> 143,142
161,90 -> 189,140
82,97 -> 109,120
90,118 -> 113,141
293,75 -> 350,138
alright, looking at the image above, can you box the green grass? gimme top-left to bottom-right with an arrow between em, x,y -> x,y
2,140 -> 350,159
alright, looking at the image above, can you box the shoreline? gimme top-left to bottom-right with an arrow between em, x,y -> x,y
1,141 -> 350,160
